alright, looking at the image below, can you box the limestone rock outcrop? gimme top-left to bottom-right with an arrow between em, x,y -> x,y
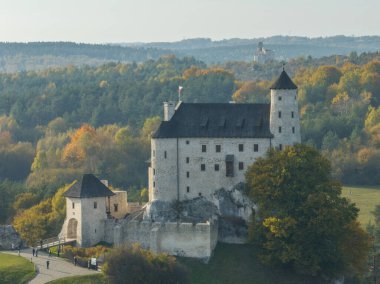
145,183 -> 256,244
0,225 -> 23,250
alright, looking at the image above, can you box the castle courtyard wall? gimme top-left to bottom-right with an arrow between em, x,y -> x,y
104,219 -> 218,259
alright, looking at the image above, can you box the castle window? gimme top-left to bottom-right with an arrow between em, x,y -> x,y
199,192 -> 202,197
238,144 -> 244,152
95,229 -> 97,233
186,157 -> 189,163
202,145 -> 207,152
291,111 -> 294,118
186,171 -> 190,178
295,95 -> 297,100
279,96 -> 282,101
114,204 -> 118,212
239,162 -> 244,170
153,181 -> 155,188
201,164 -> 206,171
279,144 -> 283,151
164,151 -> 167,159
254,144 -> 259,152
278,111 -> 281,118
216,145 -> 221,152
279,126 -> 282,133
153,168 -> 155,175
225,155 -> 234,177
94,202 -> 97,209
186,140 -> 189,145
292,127 -> 295,134
187,186 -> 190,193
72,202 -> 75,209
153,150 -> 155,157
215,164 -> 220,171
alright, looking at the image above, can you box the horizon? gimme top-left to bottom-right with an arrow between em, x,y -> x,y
1,0 -> 379,43
1,34 -> 379,45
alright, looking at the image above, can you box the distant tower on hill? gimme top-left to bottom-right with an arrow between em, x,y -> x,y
254,42 -> 275,63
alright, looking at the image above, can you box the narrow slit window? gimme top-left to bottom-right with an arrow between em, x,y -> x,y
278,111 -> 281,118
186,157 -> 189,163
279,96 -> 282,101
72,202 -> 75,209
279,144 -> 283,151
279,126 -> 282,133
215,164 -> 220,171
238,144 -> 244,152
94,202 -> 97,209
114,204 -> 118,212
254,144 -> 259,152
187,186 -> 190,193
164,151 -> 167,159
216,145 -> 221,152
292,127 -> 295,134
202,145 -> 207,152
201,164 -> 206,171
186,171 -> 190,178
291,111 -> 294,118
239,162 -> 244,170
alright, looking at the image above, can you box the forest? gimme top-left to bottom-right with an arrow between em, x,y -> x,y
0,52 -> 380,227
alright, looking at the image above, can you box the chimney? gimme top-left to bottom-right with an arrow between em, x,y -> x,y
163,101 -> 176,121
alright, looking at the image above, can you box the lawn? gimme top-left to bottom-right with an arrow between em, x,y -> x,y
0,252 -> 36,284
342,186 -> 380,225
47,274 -> 106,284
180,243 -> 324,284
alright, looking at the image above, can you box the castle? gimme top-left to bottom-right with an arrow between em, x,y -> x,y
253,42 -> 275,63
60,70 -> 301,259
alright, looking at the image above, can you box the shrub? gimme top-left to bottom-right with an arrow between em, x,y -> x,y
103,244 -> 189,284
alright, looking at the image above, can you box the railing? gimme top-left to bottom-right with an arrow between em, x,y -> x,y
39,236 -> 75,249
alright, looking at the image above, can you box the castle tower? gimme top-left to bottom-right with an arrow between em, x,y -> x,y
62,174 -> 115,247
269,69 -> 301,149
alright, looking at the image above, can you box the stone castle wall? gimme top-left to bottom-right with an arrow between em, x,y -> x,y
150,137 -> 271,203
104,219 -> 218,259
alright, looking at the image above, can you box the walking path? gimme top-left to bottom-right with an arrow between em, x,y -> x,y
3,248 -> 98,284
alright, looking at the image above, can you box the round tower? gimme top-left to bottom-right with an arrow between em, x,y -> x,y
269,69 -> 301,150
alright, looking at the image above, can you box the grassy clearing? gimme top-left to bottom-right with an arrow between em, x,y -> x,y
180,243 -> 323,284
47,274 -> 106,284
0,252 -> 36,284
342,186 -> 380,225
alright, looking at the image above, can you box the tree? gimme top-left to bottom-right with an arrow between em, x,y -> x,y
103,244 -> 189,284
246,144 -> 370,279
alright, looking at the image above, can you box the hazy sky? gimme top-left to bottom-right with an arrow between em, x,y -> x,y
0,0 -> 378,43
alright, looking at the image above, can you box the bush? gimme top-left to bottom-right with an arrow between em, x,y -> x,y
103,244 -> 189,284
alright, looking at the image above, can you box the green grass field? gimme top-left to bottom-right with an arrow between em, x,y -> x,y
342,186 -> 380,225
0,252 -> 36,284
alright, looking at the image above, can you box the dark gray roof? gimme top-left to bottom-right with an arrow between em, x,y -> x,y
270,70 -> 297,90
63,174 -> 115,198
153,103 -> 273,139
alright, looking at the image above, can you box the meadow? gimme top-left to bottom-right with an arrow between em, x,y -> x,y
342,186 -> 380,225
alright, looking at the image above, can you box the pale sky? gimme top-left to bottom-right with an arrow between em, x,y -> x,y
0,0 -> 378,43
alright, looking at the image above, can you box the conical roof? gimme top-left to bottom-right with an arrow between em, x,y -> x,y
270,70 -> 297,90
63,174 -> 115,198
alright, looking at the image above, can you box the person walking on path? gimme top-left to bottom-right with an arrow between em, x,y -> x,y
35,248 -> 38,257
48,249 -> 51,257
40,239 -> 43,249
74,256 -> 77,266
46,260 -> 50,269
32,247 -> 35,256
